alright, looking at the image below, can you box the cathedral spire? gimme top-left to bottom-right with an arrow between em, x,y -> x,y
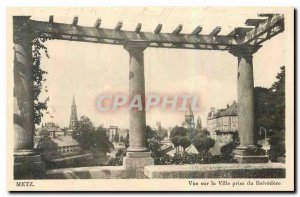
72,94 -> 76,106
69,95 -> 78,131
184,103 -> 194,128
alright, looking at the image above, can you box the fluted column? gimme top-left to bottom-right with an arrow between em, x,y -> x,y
124,42 -> 148,152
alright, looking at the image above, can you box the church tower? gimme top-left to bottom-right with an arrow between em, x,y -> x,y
196,116 -> 202,130
184,104 -> 195,128
69,95 -> 78,131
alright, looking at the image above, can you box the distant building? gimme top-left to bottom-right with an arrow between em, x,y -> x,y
207,101 -> 238,154
107,126 -> 129,143
182,104 -> 195,129
35,122 -> 81,155
207,100 -> 238,135
69,95 -> 78,131
195,116 -> 202,130
37,122 -> 65,137
108,126 -> 118,142
52,135 -> 81,155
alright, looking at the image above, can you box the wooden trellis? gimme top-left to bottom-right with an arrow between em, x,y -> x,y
14,13 -> 284,50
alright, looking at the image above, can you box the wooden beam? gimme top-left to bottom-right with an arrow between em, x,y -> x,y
258,14 -> 275,18
72,16 -> 78,26
154,24 -> 162,34
49,15 -> 54,24
209,26 -> 221,36
191,26 -> 202,35
173,24 -> 183,34
115,21 -> 122,31
30,20 -> 236,49
228,27 -> 253,37
245,19 -> 267,27
94,18 -> 101,29
135,23 -> 142,33
244,14 -> 284,45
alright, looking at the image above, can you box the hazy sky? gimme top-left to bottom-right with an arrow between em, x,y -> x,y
34,7 -> 286,129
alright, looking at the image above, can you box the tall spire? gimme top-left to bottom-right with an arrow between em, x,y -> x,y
185,103 -> 194,128
72,94 -> 76,106
69,95 -> 78,131
185,103 -> 194,116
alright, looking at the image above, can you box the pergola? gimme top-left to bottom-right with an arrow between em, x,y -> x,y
13,13 -> 284,179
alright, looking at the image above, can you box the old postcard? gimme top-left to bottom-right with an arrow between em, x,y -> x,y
6,7 -> 294,191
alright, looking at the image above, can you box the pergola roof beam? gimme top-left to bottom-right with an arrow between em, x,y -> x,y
135,23 -> 142,33
94,18 -> 101,29
154,24 -> 162,34
24,13 -> 284,49
258,14 -> 275,18
209,26 -> 221,36
115,21 -> 122,31
228,27 -> 253,37
49,15 -> 54,24
243,14 -> 284,45
72,16 -> 78,26
191,26 -> 203,35
172,24 -> 183,34
245,19 -> 267,27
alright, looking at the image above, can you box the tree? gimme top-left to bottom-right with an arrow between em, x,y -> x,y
193,134 -> 215,154
254,87 -> 273,142
270,66 -> 285,130
157,127 -> 168,140
73,116 -> 95,150
268,129 -> 285,161
170,126 -> 189,154
179,136 -> 191,152
254,66 -> 285,161
91,126 -> 112,153
36,135 -> 60,162
124,133 -> 129,148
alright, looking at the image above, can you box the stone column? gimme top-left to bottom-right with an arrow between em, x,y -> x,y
13,16 -> 45,179
123,42 -> 154,178
230,46 -> 268,163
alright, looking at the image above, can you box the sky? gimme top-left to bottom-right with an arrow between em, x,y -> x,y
33,7 -> 287,129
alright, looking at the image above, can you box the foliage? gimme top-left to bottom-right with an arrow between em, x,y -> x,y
193,134 -> 215,154
36,135 -> 60,162
170,126 -> 191,153
254,87 -> 273,142
72,116 -> 112,153
211,131 -> 239,163
32,36 -> 51,126
254,66 -> 285,160
178,136 -> 191,151
268,129 -> 285,161
107,148 -> 126,166
89,126 -> 113,153
73,116 -> 95,150
156,127 -> 168,140
270,66 -> 285,131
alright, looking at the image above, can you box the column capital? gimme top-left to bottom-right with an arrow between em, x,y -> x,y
229,45 -> 262,58
13,16 -> 35,43
124,41 -> 147,53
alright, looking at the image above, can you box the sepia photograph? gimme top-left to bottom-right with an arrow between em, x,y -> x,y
6,7 -> 294,191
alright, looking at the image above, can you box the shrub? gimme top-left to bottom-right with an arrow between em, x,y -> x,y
193,135 -> 215,154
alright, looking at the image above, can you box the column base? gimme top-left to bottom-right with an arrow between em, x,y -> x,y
14,150 -> 46,179
126,147 -> 149,152
234,146 -> 269,163
123,152 -> 154,178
